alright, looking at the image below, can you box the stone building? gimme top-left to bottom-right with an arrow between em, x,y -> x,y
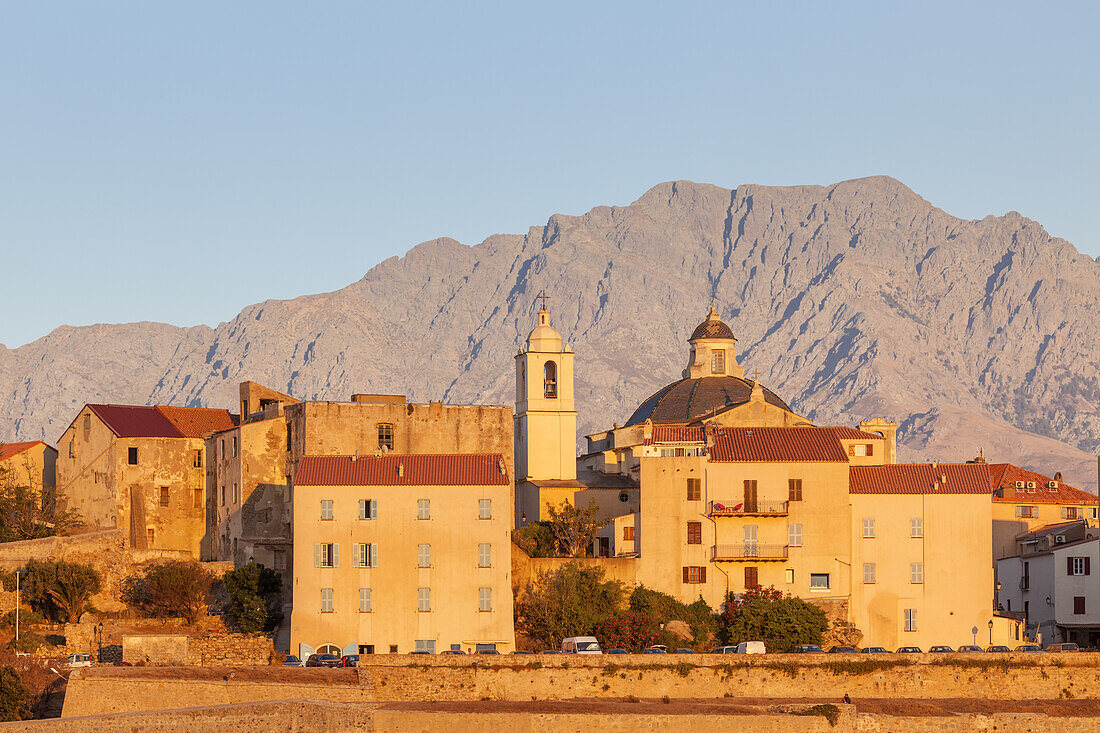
56,404 -> 237,556
0,440 -> 57,496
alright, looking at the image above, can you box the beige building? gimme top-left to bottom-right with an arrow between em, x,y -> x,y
0,440 -> 57,496
988,462 -> 1097,561
516,306 -> 1003,649
56,404 -> 237,556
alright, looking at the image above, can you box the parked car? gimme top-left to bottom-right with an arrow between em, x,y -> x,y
540,650 -> 562,655
828,646 -> 857,654
282,655 -> 303,667
673,648 -> 693,654
895,647 -> 923,654
985,645 -> 1011,653
410,651 -> 433,656
928,646 -> 954,653
859,647 -> 889,654
561,637 -> 602,655
64,653 -> 93,669
341,654 -> 360,667
956,645 -> 984,653
476,649 -> 501,655
511,650 -> 534,655
1014,644 -> 1044,652
1044,643 -> 1080,652
736,641 -> 766,655
709,646 -> 738,654
607,649 -> 630,655
642,646 -> 667,654
788,644 -> 823,654
304,653 -> 341,668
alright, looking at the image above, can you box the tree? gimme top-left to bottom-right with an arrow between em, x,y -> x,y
0,665 -> 32,722
545,499 -> 608,557
121,561 -> 213,624
628,586 -> 717,650
514,562 -> 624,649
222,562 -> 282,633
0,454 -> 80,543
511,521 -> 557,558
716,586 -> 828,651
592,611 -> 659,652
18,560 -> 101,623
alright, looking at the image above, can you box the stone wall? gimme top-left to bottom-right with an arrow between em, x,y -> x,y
510,544 -> 640,595
123,635 -> 189,665
188,633 -> 273,666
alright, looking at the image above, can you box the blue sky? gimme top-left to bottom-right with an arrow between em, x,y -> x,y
2,2 -> 1097,347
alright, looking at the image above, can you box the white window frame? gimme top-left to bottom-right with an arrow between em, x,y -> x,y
359,499 -> 377,520
853,443 -> 868,457
353,542 -> 378,568
478,498 -> 492,520
320,499 -> 334,520
787,523 -> 803,548
478,542 -> 491,568
910,517 -> 923,538
418,543 -> 431,568
478,586 -> 492,612
1062,507 -> 1079,520
862,517 -> 875,538
320,588 -> 334,613
809,573 -> 830,590
904,608 -> 917,632
417,499 -> 430,520
418,587 -> 431,612
863,563 -> 876,584
315,542 -> 338,568
414,639 -> 436,653
358,588 -> 372,613
784,568 -> 795,584
910,562 -> 923,584
1072,557 -> 1087,576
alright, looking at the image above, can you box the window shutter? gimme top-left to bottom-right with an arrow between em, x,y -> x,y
700,567 -> 706,583
1087,557 -> 1092,576
1068,557 -> 1074,575
370,543 -> 378,568
332,543 -> 340,568
314,543 -> 321,568
682,567 -> 689,583
848,444 -> 855,457
352,543 -> 360,568
359,499 -> 365,518
866,443 -> 873,456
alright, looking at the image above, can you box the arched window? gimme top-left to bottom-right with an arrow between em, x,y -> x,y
544,361 -> 558,398
519,362 -> 525,394
316,643 -> 341,655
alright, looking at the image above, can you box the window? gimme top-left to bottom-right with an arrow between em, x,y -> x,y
682,566 -> 706,584
479,587 -> 492,612
359,588 -> 372,613
83,413 -> 91,432
686,478 -> 701,502
788,479 -> 803,502
478,543 -> 492,567
623,526 -> 635,541
377,423 -> 394,450
863,563 -> 876,584
315,543 -> 338,568
743,480 -> 758,512
1074,596 -> 1086,615
359,499 -> 377,520
809,573 -> 830,590
910,517 -> 923,538
862,517 -> 875,538
711,350 -> 725,374
286,422 -> 292,452
147,528 -> 155,546
1062,507 -> 1080,520
128,447 -> 138,465
193,489 -> 202,508
417,499 -> 430,520
220,485 -> 225,506
543,361 -> 557,398
418,587 -> 431,612
788,523 -> 803,547
232,437 -> 238,457
904,608 -> 917,632
784,568 -> 795,584
849,443 -> 873,457
320,499 -> 334,520
478,498 -> 492,520
1016,506 -> 1035,518
353,543 -> 378,568
320,588 -> 334,613
910,562 -> 924,584
233,483 -> 239,504
687,521 -> 702,545
159,486 -> 170,507
418,543 -> 431,568
744,524 -> 758,555
69,440 -> 74,459
744,567 -> 759,589
1068,557 -> 1091,576
414,640 -> 435,654
273,551 -> 286,571
193,449 -> 202,468
1092,508 -> 1098,520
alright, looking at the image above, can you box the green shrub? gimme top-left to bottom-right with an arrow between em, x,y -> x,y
514,562 -> 624,649
122,561 -> 212,624
0,609 -> 44,629
16,559 -> 101,622
792,703 -> 841,727
222,562 -> 282,633
5,632 -> 42,655
0,665 -> 32,721
717,586 -> 827,651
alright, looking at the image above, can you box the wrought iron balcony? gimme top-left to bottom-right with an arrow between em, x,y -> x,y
711,544 -> 789,561
708,500 -> 789,517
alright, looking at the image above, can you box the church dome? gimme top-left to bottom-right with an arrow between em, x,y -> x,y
689,306 -> 736,341
526,309 -> 563,352
624,375 -> 792,427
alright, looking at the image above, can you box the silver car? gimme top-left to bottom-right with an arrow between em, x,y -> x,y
64,653 -> 93,668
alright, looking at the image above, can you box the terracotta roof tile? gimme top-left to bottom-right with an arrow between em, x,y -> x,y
987,463 -> 1097,505
0,441 -> 47,462
643,426 -> 705,446
709,427 -> 849,463
295,453 -> 510,487
849,463 -> 991,495
157,406 -> 238,437
84,404 -> 238,439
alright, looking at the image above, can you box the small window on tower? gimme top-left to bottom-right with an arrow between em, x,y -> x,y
711,350 -> 725,374
159,486 -> 169,507
544,361 -> 558,398
377,423 -> 394,450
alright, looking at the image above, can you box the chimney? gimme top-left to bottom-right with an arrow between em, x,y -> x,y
351,450 -> 358,463
398,463 -> 405,477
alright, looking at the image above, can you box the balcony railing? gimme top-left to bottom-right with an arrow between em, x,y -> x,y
708,500 -> 789,517
711,544 -> 789,562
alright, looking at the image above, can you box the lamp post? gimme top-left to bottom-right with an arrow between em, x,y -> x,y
988,619 -> 994,646
14,570 -> 20,645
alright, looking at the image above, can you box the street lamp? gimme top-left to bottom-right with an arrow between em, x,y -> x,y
14,570 -> 20,645
988,619 -> 994,645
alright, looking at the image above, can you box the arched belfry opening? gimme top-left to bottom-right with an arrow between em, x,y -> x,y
544,361 -> 557,398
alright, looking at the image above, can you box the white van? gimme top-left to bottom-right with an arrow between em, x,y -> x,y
562,636 -> 603,654
736,641 -> 766,655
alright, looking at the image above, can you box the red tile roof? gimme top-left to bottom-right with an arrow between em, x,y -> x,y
987,463 -> 1097,505
295,453 -> 510,487
849,463 -> 991,495
85,404 -> 238,439
709,427 -> 850,463
829,426 -> 885,441
643,426 -> 705,446
0,441 -> 48,462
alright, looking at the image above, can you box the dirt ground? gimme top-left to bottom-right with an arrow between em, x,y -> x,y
378,697 -> 1100,717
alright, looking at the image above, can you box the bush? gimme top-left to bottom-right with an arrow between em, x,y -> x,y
4,632 -> 42,655
222,562 -> 282,633
0,665 -> 32,721
121,561 -> 212,625
717,586 -> 827,651
512,521 -> 557,558
17,560 -> 101,622
514,562 -> 624,649
593,611 -> 659,652
628,586 -> 716,650
0,609 -> 45,629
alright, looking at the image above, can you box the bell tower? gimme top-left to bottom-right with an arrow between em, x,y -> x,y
515,297 -> 576,482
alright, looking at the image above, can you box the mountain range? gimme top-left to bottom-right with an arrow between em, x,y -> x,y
2,176 -> 1098,491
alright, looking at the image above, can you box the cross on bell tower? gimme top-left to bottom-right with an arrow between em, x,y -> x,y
536,290 -> 551,312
